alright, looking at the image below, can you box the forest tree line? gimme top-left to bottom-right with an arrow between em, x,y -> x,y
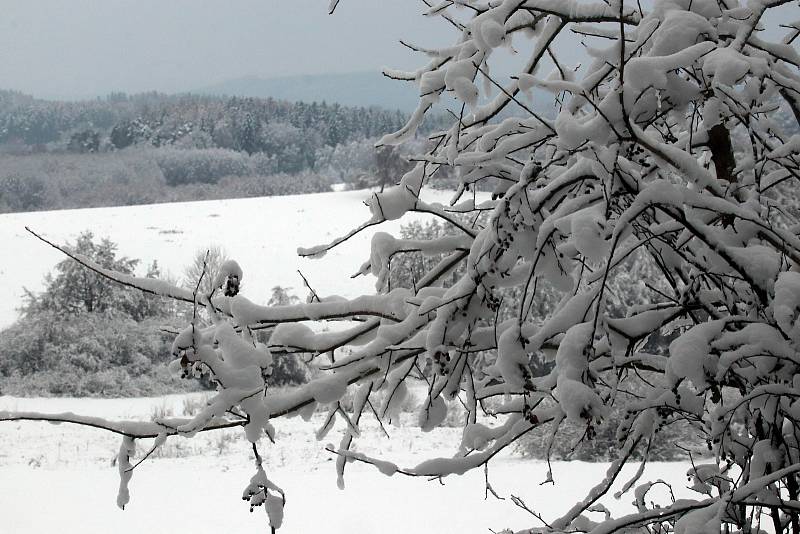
0,90 -> 446,213
0,89 -> 409,154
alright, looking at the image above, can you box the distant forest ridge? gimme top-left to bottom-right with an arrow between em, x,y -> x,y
0,89 -> 444,213
0,89 -> 429,154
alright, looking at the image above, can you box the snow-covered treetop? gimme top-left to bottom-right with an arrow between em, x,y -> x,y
4,1 -> 800,532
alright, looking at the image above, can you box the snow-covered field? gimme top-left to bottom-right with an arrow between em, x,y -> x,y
0,189 -> 468,328
1,191 -> 699,532
0,394 -> 697,534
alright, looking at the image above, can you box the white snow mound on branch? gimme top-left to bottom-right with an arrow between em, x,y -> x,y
773,271 -> 800,341
667,320 -> 726,388
702,48 -> 751,86
555,322 -> 606,422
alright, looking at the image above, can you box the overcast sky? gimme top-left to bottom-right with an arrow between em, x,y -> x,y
1,1 -> 796,101
0,0 -> 448,99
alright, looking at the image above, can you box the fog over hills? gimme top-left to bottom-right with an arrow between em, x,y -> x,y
197,71 -> 420,112
195,71 -> 560,118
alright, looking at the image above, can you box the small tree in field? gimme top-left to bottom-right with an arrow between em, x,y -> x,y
5,1 -> 800,533
23,231 -> 164,321
183,246 -> 229,297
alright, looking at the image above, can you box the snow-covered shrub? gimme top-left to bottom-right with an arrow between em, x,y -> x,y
0,150 -> 335,213
23,231 -> 169,321
217,172 -> 333,197
315,138 -> 416,191
155,147 -> 251,186
0,172 -> 47,212
516,372 -> 698,462
0,233 -> 192,397
6,2 -> 800,533
0,150 -> 167,212
0,312 -> 192,397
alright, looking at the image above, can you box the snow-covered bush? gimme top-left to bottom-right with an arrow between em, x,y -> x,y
215,172 -> 333,198
0,150 -> 336,213
155,147 -> 251,186
315,138 -> 415,190
23,232 -> 168,320
5,1 -> 800,533
0,150 -> 167,212
516,371 -> 698,462
0,233 -> 189,396
0,310 -> 192,397
0,172 -> 47,211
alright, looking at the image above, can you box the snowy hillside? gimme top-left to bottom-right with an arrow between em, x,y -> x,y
0,189 -> 472,328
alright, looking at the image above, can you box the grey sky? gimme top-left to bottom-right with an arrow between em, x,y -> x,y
0,0 -> 447,99
1,1 -> 796,101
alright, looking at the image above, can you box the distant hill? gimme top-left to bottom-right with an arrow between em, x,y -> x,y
197,71 -> 420,112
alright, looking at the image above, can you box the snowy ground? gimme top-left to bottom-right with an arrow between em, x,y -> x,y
0,188 -> 472,328
0,393 -> 698,534
1,191 -> 698,532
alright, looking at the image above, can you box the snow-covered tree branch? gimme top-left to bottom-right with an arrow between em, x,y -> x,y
6,1 -> 800,532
